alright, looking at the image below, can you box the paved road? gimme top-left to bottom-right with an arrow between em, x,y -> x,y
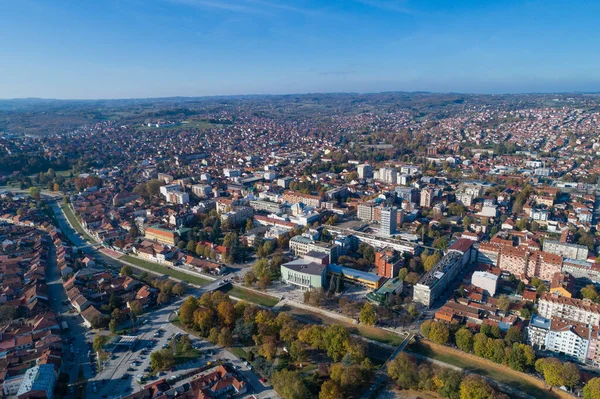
46,239 -> 95,386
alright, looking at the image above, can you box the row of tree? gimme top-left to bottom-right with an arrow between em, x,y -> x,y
388,353 -> 508,399
421,321 -> 538,374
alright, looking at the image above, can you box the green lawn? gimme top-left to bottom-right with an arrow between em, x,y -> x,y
228,347 -> 249,359
121,256 -> 211,286
407,341 -> 561,399
60,203 -> 98,243
352,325 -> 405,347
174,343 -> 202,365
219,285 -> 279,307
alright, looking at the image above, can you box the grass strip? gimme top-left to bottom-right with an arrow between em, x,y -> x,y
121,255 -> 211,286
60,204 -> 98,243
407,340 -> 566,399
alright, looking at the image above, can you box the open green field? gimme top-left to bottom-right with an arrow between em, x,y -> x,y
407,340 -> 567,399
136,120 -> 223,131
60,203 -> 98,243
219,285 -> 279,308
120,255 -> 211,286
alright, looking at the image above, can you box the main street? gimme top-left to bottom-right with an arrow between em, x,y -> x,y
46,240 -> 95,384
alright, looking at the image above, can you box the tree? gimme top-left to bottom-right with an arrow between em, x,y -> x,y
120,265 -> 133,277
433,236 -> 449,250
217,300 -> 236,326
109,319 -> 118,333
157,292 -> 169,305
186,240 -> 197,253
172,282 -> 186,296
425,321 -> 450,345
319,380 -> 344,399
298,324 -> 325,349
208,327 -> 220,343
146,179 -> 162,197
581,284 -> 600,302
194,308 -> 215,336
244,271 -> 257,286
504,326 -> 522,345
424,252 -> 442,272
473,333 -> 492,359
455,328 -> 474,353
289,340 -> 307,362
218,327 -> 233,347
496,295 -> 511,312
421,319 -> 433,337
271,370 -> 309,399
584,378 -> 600,399
345,336 -> 367,362
562,362 -> 580,391
258,274 -> 272,290
324,324 -> 350,361
28,186 -> 41,200
329,363 -> 365,392
387,353 -> 418,389
179,296 -> 198,326
438,369 -> 463,399
459,375 -> 496,399
109,293 -> 122,310
535,357 -> 564,388
259,335 -> 277,360
93,335 -> 108,352
245,218 -> 254,232
111,308 -> 125,324
359,302 -> 377,325
129,300 -> 143,318
150,349 -> 175,372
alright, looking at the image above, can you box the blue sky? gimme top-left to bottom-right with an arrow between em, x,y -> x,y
0,0 -> 599,99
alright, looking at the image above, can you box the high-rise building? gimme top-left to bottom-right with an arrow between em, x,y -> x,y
378,167 -> 397,184
380,206 -> 397,236
357,164 -> 373,179
420,188 -> 434,208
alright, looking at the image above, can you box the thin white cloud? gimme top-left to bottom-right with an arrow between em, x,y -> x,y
244,0 -> 323,16
168,0 -> 262,14
355,0 -> 414,14
167,0 -> 321,16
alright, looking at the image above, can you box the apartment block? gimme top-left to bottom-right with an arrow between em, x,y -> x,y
543,239 -> 589,261
538,293 -> 600,326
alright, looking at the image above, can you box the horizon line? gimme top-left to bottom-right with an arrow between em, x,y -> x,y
2,90 -> 600,102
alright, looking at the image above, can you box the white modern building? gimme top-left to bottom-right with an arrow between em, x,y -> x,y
527,315 -> 599,365
471,271 -> 498,297
380,206 -> 397,237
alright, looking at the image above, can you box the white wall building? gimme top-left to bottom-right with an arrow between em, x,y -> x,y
471,271 -> 498,297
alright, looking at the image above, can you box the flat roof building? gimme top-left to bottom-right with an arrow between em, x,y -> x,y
280,259 -> 326,291
17,365 -> 56,399
327,263 -> 385,290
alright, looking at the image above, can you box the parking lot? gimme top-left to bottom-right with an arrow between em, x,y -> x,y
84,296 -> 279,399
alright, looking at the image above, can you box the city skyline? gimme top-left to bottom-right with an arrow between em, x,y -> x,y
1,0 -> 600,99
